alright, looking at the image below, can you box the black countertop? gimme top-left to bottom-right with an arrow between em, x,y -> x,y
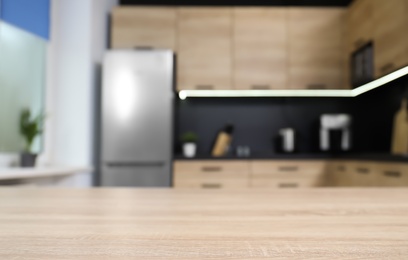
174,153 -> 408,163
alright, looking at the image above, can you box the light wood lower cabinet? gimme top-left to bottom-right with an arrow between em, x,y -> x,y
250,160 -> 328,188
377,163 -> 408,187
328,160 -> 408,187
174,160 -> 408,189
329,161 -> 381,187
327,160 -> 353,186
174,160 -> 328,189
173,161 -> 249,189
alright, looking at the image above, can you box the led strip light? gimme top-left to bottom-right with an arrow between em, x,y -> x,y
178,65 -> 408,99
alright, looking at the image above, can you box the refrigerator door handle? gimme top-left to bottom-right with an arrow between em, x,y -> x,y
105,162 -> 165,168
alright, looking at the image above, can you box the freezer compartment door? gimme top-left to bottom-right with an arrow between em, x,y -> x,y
101,162 -> 171,187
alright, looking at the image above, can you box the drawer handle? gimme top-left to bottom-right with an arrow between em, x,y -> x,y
356,168 -> 370,174
201,183 -> 222,189
251,85 -> 270,90
201,166 -> 222,172
384,171 -> 401,178
195,85 -> 214,90
279,183 -> 299,188
278,166 -> 299,172
380,63 -> 394,74
133,46 -> 154,50
307,84 -> 327,89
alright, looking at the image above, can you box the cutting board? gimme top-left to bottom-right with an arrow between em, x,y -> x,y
391,99 -> 408,154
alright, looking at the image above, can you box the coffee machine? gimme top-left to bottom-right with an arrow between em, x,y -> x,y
320,114 -> 352,152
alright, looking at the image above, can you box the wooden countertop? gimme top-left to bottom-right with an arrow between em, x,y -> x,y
0,188 -> 407,259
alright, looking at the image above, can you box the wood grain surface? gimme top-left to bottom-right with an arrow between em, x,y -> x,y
0,188 -> 408,259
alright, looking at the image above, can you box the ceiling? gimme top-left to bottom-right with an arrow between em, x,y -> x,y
120,0 -> 353,6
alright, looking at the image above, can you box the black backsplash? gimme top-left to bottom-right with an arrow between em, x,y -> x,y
175,76 -> 408,156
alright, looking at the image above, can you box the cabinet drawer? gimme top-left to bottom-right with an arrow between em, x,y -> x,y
174,178 -> 248,189
250,160 -> 328,188
377,163 -> 408,187
175,161 -> 249,174
251,177 -> 319,189
348,161 -> 379,187
173,161 -> 250,189
251,161 -> 327,175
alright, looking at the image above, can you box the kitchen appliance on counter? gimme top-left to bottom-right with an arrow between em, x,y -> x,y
100,49 -> 174,187
276,128 -> 296,153
320,114 -> 352,152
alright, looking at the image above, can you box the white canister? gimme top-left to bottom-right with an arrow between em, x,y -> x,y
279,128 -> 295,153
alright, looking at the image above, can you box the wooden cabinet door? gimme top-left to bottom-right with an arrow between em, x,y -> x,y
288,8 -> 345,89
349,161 -> 380,187
377,163 -> 408,187
111,7 -> 177,50
173,161 -> 250,189
177,8 -> 233,91
347,0 -> 374,54
327,161 -> 353,186
373,0 -> 408,78
233,8 -> 287,90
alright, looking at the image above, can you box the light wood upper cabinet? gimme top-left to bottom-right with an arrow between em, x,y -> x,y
111,7 -> 177,50
373,0 -> 408,78
233,8 -> 288,90
288,8 -> 346,89
347,0 -> 374,54
177,8 -> 233,91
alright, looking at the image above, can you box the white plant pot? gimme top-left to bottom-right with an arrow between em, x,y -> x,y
183,143 -> 197,158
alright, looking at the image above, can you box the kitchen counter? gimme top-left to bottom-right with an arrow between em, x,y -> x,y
175,153 -> 408,163
0,166 -> 91,181
1,188 -> 407,259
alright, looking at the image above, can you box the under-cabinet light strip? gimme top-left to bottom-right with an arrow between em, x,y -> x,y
178,89 -> 352,99
351,65 -> 408,97
178,65 -> 408,99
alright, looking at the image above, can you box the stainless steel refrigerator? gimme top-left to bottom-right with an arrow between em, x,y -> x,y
100,49 -> 173,187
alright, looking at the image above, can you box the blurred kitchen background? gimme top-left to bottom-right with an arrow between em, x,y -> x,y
1,0 -> 408,189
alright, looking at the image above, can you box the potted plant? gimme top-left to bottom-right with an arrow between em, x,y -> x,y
180,131 -> 198,158
19,108 -> 45,167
